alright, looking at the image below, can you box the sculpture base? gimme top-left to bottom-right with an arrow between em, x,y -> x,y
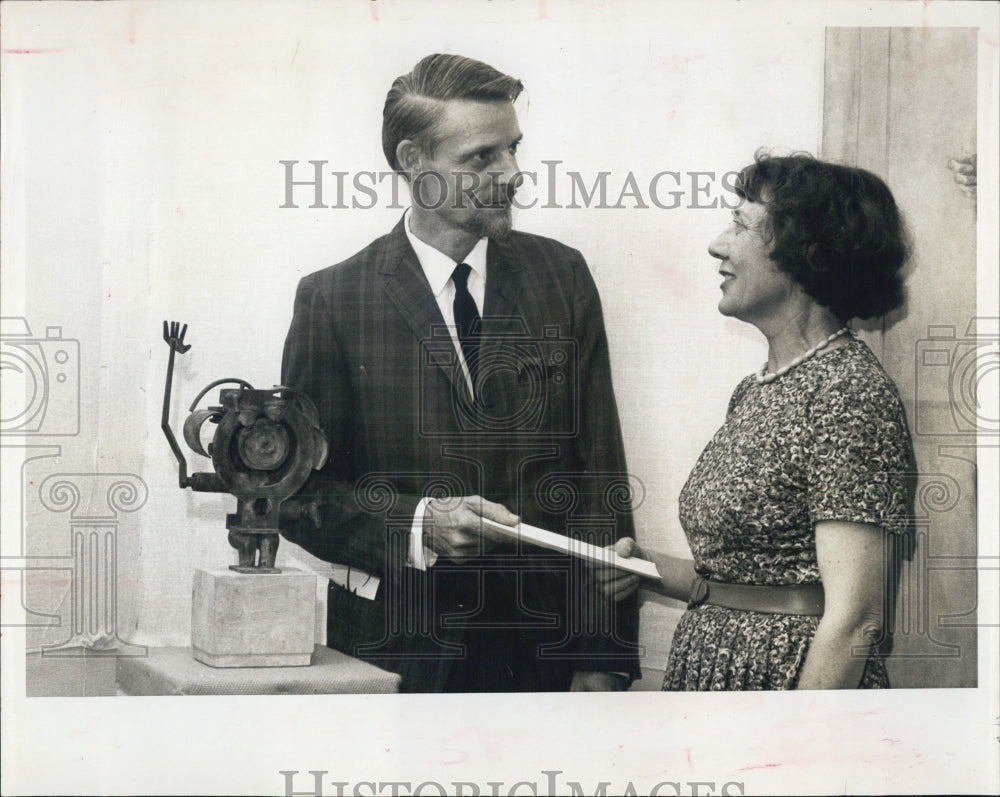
229,565 -> 280,574
117,646 -> 401,694
191,567 -> 315,668
26,648 -> 119,697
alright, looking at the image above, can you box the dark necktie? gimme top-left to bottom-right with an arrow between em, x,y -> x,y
452,262 -> 481,392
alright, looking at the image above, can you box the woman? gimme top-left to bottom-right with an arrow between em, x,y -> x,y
598,152 -> 914,690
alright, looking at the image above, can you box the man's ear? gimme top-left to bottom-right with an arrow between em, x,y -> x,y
396,139 -> 422,178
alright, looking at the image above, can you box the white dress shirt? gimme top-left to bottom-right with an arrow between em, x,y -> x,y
403,209 -> 489,571
403,210 -> 488,398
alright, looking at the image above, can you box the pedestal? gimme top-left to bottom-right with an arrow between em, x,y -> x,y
191,567 -> 316,667
117,646 -> 401,694
26,648 -> 119,697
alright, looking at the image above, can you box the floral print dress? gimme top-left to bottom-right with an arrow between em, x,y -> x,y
663,337 -> 913,690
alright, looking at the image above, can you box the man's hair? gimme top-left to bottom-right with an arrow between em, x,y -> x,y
736,150 -> 911,321
382,53 -> 524,173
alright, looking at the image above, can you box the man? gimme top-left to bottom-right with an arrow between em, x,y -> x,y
280,53 -> 639,692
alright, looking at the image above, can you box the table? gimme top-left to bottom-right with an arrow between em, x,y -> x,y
116,645 -> 401,695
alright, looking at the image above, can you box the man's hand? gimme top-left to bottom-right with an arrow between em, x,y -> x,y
423,495 -> 519,562
591,537 -> 644,602
947,154 -> 976,199
570,670 -> 628,691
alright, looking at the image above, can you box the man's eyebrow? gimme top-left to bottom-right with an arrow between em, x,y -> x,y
461,133 -> 523,157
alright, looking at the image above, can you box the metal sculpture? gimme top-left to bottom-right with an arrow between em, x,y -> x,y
161,321 -> 327,572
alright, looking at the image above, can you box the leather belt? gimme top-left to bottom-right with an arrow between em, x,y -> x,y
688,576 -> 825,616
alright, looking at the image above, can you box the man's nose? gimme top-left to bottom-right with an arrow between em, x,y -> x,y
494,151 -> 522,190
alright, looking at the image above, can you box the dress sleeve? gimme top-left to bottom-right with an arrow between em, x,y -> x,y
727,377 -> 753,417
805,371 -> 914,534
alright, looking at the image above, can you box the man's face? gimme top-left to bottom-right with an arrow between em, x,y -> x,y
410,99 -> 523,240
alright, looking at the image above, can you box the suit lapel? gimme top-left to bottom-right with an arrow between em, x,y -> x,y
378,218 -> 464,394
379,222 -> 529,394
482,236 -> 526,344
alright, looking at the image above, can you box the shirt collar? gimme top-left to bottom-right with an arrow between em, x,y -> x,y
403,208 -> 488,297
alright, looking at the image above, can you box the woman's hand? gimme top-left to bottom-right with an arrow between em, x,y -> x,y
591,537 -> 647,602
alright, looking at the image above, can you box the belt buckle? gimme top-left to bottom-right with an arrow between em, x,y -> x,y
688,576 -> 709,607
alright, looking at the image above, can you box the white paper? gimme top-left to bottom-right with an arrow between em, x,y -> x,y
483,518 -> 663,580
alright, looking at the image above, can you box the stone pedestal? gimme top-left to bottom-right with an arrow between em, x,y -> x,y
26,648 -> 119,697
191,567 -> 315,667
117,646 -> 401,694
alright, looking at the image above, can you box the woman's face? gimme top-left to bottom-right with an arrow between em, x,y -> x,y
708,200 -> 799,328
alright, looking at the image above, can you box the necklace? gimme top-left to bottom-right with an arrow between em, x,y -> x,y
756,325 -> 851,384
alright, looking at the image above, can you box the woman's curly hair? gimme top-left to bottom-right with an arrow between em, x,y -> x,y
735,151 -> 911,321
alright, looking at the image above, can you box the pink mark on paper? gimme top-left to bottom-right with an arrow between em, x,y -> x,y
739,762 -> 784,772
663,52 -> 706,75
436,726 -> 511,766
977,29 -> 998,49
438,734 -> 470,766
653,262 -> 699,301
2,48 -> 68,55
369,0 -> 380,21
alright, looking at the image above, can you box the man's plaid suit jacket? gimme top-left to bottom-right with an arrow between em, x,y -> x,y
280,217 -> 640,691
